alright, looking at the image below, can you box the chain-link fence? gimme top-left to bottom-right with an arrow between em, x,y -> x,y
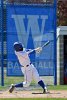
0,0 -> 57,87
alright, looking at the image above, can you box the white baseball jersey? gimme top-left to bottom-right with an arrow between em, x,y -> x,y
15,49 -> 31,67
15,48 -> 40,87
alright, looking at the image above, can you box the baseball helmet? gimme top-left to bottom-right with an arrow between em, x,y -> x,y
13,42 -> 23,51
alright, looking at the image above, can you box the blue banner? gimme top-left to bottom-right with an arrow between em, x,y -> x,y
7,5 -> 55,76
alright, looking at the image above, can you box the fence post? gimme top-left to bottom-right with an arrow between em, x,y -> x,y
54,0 -> 57,85
1,0 -> 4,86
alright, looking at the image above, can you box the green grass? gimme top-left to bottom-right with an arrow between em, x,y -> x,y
0,69 -> 67,91
0,74 -> 67,91
0,85 -> 67,91
0,98 -> 67,100
0,74 -> 36,90
48,85 -> 67,90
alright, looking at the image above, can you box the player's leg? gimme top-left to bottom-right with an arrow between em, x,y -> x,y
9,67 -> 25,93
23,66 -> 32,87
32,64 -> 47,93
14,67 -> 26,87
38,80 -> 47,93
9,66 -> 33,93
16,66 -> 33,88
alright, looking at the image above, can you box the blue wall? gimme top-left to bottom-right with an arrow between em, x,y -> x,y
7,5 -> 56,76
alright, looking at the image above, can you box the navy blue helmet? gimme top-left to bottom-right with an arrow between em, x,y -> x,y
13,42 -> 23,51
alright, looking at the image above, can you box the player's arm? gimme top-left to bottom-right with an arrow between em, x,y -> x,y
26,41 -> 50,54
27,47 -> 42,54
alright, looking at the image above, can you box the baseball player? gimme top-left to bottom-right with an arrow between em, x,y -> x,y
9,42 -> 47,93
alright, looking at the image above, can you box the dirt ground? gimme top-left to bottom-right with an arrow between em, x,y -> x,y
0,90 -> 67,98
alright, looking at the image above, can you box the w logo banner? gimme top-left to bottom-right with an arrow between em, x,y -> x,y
7,5 -> 55,76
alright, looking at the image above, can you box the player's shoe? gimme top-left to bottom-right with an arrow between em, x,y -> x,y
43,87 -> 48,94
9,84 -> 15,93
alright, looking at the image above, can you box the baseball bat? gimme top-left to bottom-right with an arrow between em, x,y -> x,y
42,41 -> 50,48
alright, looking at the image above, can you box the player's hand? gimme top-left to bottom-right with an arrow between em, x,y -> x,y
35,47 -> 42,53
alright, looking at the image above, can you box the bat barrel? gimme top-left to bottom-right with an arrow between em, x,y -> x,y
42,41 -> 50,48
